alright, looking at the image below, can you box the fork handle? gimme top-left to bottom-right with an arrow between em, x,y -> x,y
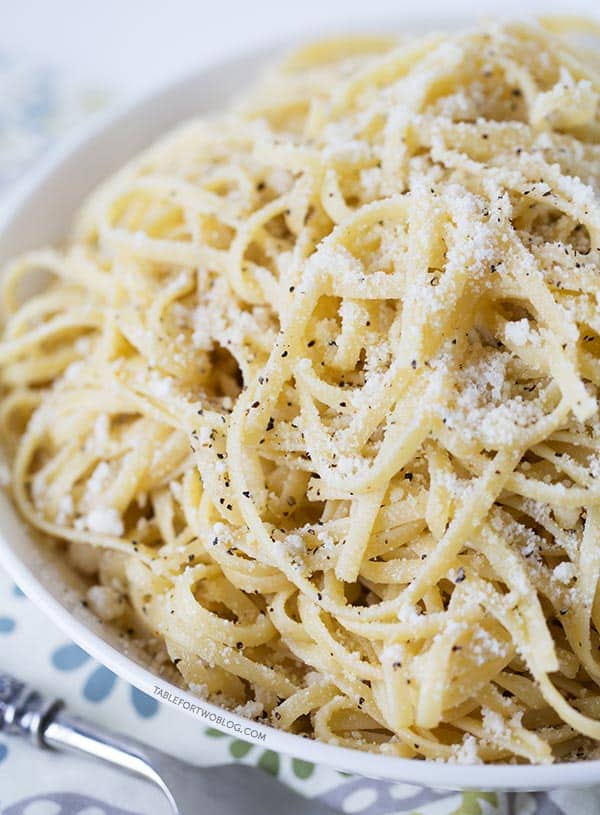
0,672 -> 173,801
0,672 -> 63,746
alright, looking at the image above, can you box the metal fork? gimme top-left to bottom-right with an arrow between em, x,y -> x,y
0,672 -> 338,815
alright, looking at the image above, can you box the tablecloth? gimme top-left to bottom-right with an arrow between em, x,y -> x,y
0,46 -> 597,815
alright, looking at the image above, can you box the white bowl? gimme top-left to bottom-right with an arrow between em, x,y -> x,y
1,45 -> 600,792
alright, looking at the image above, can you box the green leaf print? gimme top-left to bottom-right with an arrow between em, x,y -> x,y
451,790 -> 499,815
258,749 -> 280,776
229,739 -> 254,759
291,758 -> 315,779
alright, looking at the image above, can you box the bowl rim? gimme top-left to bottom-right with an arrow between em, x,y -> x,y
1,41 -> 600,791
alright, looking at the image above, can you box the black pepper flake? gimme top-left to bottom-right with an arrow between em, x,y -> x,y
410,359 -> 417,369
266,417 -> 275,431
455,567 -> 466,583
281,350 -> 288,357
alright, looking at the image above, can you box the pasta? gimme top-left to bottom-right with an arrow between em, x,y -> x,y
4,17 -> 600,764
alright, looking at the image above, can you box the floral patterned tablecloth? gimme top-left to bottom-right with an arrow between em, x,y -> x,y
0,47 -> 598,815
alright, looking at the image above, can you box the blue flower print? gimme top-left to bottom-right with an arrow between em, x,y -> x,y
51,643 -> 89,671
51,643 -> 159,718
0,616 -> 16,634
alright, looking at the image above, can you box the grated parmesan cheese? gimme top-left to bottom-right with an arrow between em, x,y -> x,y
75,507 -> 124,537
454,734 -> 480,764
148,373 -> 174,399
504,319 -> 530,347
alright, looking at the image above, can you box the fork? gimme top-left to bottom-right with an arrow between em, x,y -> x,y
0,672 -> 338,815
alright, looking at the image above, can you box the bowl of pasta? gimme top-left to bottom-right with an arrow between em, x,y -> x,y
2,15 -> 600,790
